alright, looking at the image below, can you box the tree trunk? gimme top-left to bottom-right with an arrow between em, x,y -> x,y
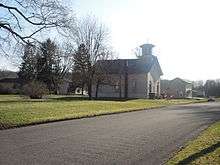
88,69 -> 94,100
87,77 -> 92,100
88,83 -> 92,100
95,81 -> 100,99
124,61 -> 128,99
52,78 -> 59,95
81,85 -> 84,95
119,74 -> 122,98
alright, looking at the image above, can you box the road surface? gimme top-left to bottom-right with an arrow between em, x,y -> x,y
0,102 -> 220,165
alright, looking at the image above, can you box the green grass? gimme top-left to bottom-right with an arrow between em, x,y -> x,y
215,98 -> 220,102
167,121 -> 220,165
0,95 -> 205,129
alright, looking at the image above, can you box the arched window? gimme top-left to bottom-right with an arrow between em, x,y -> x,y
114,81 -> 120,92
149,81 -> 152,93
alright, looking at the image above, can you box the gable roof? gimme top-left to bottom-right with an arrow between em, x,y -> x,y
149,57 -> 163,79
96,55 -> 163,75
161,78 -> 192,91
0,70 -> 18,79
171,78 -> 192,84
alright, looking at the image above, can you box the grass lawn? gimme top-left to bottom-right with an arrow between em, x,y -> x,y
167,121 -> 220,165
0,95 -> 205,129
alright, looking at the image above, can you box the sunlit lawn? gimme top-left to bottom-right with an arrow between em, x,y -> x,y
0,95 -> 205,129
167,121 -> 220,165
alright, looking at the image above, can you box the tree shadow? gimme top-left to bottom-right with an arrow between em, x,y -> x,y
52,96 -> 139,102
0,95 -> 139,103
51,96 -> 89,101
0,99 -> 48,104
93,97 -> 138,101
178,142 -> 220,164
182,110 -> 220,123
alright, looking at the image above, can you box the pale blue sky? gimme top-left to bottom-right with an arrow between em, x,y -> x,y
1,0 -> 220,80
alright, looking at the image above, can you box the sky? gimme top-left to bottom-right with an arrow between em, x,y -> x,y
1,0 -> 220,80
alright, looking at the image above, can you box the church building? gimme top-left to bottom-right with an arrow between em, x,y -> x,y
92,44 -> 163,99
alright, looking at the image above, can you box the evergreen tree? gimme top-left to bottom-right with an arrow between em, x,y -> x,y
36,38 -> 58,91
18,42 -> 36,84
18,38 -> 72,94
72,44 -> 90,94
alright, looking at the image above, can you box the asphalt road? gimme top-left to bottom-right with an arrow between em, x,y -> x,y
0,102 -> 220,165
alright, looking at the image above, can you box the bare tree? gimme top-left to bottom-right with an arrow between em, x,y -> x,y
133,47 -> 142,59
93,49 -> 116,98
69,16 -> 113,99
0,0 -> 74,56
60,42 -> 74,75
52,42 -> 74,94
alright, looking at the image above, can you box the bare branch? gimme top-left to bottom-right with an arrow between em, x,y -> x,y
8,9 -> 22,30
0,3 -> 56,26
0,23 -> 28,44
0,0 -> 74,57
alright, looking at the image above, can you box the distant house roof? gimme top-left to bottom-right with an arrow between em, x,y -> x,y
96,55 -> 163,75
171,78 -> 192,84
0,70 -> 18,79
161,78 -> 193,92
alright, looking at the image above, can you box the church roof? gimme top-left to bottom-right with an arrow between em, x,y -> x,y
96,56 -> 163,75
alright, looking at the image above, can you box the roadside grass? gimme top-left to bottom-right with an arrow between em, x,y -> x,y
167,121 -> 220,165
215,98 -> 220,102
0,95 -> 206,129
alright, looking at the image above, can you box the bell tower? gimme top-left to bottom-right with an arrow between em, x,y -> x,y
140,43 -> 155,62
140,44 -> 154,56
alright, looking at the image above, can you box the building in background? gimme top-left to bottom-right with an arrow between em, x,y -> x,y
0,71 -> 19,94
161,78 -> 193,98
92,44 -> 163,99
192,80 -> 205,97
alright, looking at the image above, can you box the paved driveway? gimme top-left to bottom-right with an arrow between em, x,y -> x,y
0,102 -> 220,165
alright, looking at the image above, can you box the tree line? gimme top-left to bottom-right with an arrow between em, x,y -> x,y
0,1 -> 114,99
204,80 -> 220,97
193,80 -> 220,97
17,16 -> 114,99
18,39 -> 69,94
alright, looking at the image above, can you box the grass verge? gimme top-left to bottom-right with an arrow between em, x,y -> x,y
167,121 -> 220,165
0,95 -> 206,129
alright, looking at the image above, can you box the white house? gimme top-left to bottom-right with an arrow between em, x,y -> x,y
161,78 -> 193,98
91,44 -> 163,99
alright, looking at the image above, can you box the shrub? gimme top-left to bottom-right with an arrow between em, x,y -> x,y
22,81 -> 49,99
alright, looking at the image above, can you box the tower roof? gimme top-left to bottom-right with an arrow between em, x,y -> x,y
140,44 -> 155,48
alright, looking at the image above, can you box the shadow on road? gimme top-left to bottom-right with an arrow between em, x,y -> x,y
183,110 -> 220,122
177,142 -> 220,164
